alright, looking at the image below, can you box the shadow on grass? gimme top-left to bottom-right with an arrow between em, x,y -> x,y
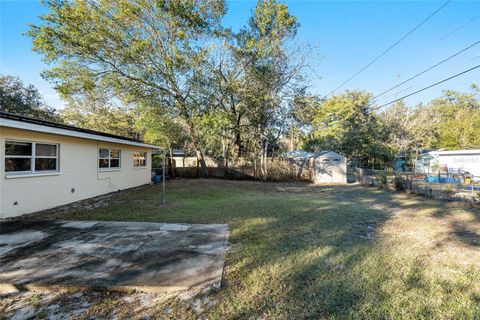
200,184 -> 480,319
16,179 -> 480,319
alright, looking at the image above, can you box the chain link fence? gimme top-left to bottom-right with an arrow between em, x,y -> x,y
353,168 -> 480,205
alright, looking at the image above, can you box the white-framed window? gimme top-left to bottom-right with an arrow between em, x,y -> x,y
5,140 -> 59,174
99,148 -> 121,169
133,151 -> 147,167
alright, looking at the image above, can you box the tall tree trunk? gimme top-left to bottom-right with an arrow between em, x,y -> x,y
186,121 -> 209,178
233,130 -> 242,158
260,137 -> 268,180
167,142 -> 175,178
263,139 -> 268,180
196,148 -> 208,178
232,113 -> 242,159
253,143 -> 258,178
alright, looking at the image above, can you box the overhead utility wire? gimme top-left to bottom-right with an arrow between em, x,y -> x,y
327,0 -> 452,96
373,40 -> 480,100
381,85 -> 415,101
392,16 -> 478,70
373,64 -> 480,110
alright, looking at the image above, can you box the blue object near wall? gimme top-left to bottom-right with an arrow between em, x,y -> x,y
425,176 -> 460,183
153,175 -> 162,184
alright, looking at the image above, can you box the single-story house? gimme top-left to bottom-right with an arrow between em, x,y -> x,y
0,111 -> 159,218
282,150 -> 347,183
415,149 -> 480,177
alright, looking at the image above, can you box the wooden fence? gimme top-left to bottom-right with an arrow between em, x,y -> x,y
174,167 -> 254,180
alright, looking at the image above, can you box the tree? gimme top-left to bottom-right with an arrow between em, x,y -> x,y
307,91 -> 384,165
60,92 -> 139,138
378,100 -> 415,154
427,87 -> 480,149
286,91 -> 321,150
135,103 -> 187,156
0,74 -> 58,121
407,86 -> 480,150
202,0 -> 305,167
28,0 -> 226,177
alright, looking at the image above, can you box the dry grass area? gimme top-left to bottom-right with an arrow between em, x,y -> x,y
2,179 -> 480,319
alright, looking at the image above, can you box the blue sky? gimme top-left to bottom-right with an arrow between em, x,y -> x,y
1,0 -> 479,110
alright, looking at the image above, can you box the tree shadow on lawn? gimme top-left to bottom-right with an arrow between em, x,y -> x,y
16,180 -> 480,318
201,186 -> 480,319
201,194 -> 388,318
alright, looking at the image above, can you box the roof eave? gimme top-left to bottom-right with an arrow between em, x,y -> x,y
1,118 -> 160,149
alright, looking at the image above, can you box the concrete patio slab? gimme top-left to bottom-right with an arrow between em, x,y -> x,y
0,220 -> 229,293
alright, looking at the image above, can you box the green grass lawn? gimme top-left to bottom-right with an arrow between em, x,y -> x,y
31,179 -> 480,319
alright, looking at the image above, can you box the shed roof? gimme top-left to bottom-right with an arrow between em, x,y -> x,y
282,150 -> 344,159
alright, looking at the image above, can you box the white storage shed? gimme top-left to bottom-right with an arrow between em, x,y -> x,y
313,151 -> 347,184
282,150 -> 347,183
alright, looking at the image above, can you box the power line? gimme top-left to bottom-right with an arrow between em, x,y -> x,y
374,64 -> 480,110
382,85 -> 415,101
327,0 -> 452,96
391,16 -> 478,71
373,40 -> 480,100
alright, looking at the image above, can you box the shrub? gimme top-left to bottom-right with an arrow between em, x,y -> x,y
441,185 -> 455,200
374,171 -> 388,188
265,159 -> 298,181
393,176 -> 405,191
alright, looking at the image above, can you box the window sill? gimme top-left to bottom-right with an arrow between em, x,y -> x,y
5,172 -> 61,179
99,168 -> 122,172
133,166 -> 147,170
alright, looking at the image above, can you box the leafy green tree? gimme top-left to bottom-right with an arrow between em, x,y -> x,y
307,91 -> 383,165
60,92 -> 139,138
0,74 -> 59,121
407,86 -> 480,150
203,0 -> 303,166
427,87 -> 480,149
28,0 -> 226,177
237,0 -> 304,177
377,86 -> 480,170
135,103 -> 187,156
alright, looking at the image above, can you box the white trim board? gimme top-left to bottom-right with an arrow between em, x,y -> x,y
1,118 -> 160,149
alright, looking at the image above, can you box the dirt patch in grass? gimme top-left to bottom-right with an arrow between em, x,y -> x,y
4,179 -> 480,319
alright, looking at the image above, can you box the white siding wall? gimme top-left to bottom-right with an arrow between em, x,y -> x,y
0,127 -> 152,218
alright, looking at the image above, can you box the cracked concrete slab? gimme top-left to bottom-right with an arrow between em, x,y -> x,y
0,220 -> 229,293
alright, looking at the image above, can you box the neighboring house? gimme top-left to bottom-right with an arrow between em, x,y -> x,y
169,149 -> 187,168
282,150 -> 347,184
415,149 -> 480,177
0,112 -> 159,218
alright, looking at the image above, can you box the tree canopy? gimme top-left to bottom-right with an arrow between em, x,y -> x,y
0,75 -> 59,121
19,0 -> 480,174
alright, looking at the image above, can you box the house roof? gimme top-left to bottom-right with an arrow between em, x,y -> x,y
0,111 -> 159,149
419,149 -> 480,156
435,149 -> 480,156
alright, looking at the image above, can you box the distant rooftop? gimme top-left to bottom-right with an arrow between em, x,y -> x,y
282,150 -> 341,159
